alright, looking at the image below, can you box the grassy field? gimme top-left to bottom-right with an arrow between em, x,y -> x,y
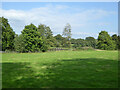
2,50 -> 118,88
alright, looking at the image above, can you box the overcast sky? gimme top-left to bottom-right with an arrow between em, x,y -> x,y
0,2 -> 118,39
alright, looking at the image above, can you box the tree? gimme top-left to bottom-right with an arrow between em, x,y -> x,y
14,34 -> 25,52
21,23 -> 47,52
0,17 -> 15,51
62,23 -> 72,48
112,34 -> 118,50
0,19 -> 2,51
72,38 -> 86,48
97,31 -> 116,50
45,26 -> 53,39
118,35 -> 120,50
54,34 -> 65,47
37,24 -> 53,39
54,34 -> 63,42
70,38 -> 76,44
38,24 -> 54,47
62,23 -> 72,40
85,37 -> 97,48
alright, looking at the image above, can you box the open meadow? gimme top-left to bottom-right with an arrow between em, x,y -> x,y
2,50 -> 118,88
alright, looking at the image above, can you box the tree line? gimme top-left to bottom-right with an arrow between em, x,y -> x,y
0,17 -> 119,52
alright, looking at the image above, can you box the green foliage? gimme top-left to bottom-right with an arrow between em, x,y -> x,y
0,17 -> 15,51
112,34 -> 119,50
40,41 -> 48,52
118,35 -> 120,50
47,36 -> 57,47
1,17 -> 118,51
0,20 -> 2,51
71,38 -> 88,48
54,34 -> 64,47
38,24 -> 53,39
70,38 -> 76,44
85,37 -> 97,48
97,31 -> 116,50
62,23 -> 72,48
62,23 -> 72,40
22,24 -> 37,52
63,40 -> 71,48
21,24 -> 47,52
38,24 -> 55,48
14,34 -> 25,52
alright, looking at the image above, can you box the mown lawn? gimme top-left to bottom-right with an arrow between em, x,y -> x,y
2,50 -> 118,88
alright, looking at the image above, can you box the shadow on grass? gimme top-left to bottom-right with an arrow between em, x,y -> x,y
2,62 -> 36,88
2,58 -> 118,88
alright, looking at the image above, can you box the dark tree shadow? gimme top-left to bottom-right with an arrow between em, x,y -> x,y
43,58 -> 118,88
2,58 -> 118,88
2,62 -> 36,88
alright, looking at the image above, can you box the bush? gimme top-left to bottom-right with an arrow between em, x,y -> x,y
40,44 -> 48,52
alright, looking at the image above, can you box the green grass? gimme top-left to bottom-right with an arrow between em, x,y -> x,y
2,50 -> 118,88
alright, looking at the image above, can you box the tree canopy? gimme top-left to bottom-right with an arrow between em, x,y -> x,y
85,37 -> 96,48
1,17 -> 118,52
97,31 -> 116,50
62,23 -> 72,41
62,23 -> 72,48
0,17 -> 15,51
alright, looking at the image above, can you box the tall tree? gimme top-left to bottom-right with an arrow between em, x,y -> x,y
97,31 -> 116,50
62,23 -> 72,48
0,17 -> 15,51
22,23 -> 47,52
37,24 -> 53,39
38,24 -> 54,47
62,23 -> 72,40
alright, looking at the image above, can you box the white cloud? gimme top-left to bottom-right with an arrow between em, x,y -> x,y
109,32 -> 118,35
72,32 -> 99,39
0,4 -> 117,38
